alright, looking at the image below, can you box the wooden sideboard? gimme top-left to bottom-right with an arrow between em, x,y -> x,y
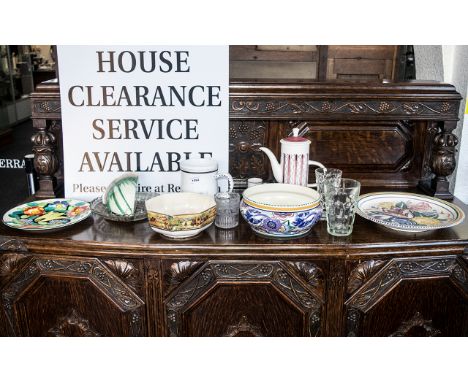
30,79 -> 462,199
1,198 -> 467,337
1,78 -> 464,336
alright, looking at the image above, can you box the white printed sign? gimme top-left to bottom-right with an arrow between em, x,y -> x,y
58,46 -> 229,201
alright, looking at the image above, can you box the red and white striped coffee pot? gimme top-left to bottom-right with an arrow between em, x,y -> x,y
259,127 -> 325,187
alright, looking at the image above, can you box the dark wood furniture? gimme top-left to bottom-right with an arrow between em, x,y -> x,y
30,79 -> 462,199
3,74 -> 464,337
230,45 -> 414,81
1,196 -> 467,337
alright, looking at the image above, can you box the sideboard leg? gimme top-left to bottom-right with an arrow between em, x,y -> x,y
31,119 -> 59,198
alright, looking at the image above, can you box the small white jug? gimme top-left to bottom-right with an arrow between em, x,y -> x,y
180,158 -> 233,196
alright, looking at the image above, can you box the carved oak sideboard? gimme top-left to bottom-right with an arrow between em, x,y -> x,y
3,78 -> 463,336
1,203 -> 467,337
30,79 -> 462,199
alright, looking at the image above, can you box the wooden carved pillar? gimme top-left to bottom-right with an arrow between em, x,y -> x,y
31,118 -> 59,198
429,121 -> 459,199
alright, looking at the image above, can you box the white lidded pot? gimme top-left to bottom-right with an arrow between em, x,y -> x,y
180,158 -> 233,196
259,127 -> 325,187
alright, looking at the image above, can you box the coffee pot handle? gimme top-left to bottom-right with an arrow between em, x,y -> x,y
215,173 -> 234,193
307,161 -> 326,188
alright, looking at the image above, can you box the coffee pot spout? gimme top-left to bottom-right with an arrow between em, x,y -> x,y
259,147 -> 283,183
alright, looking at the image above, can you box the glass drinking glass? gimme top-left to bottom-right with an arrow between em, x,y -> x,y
214,192 -> 240,229
315,168 -> 342,220
323,178 -> 360,236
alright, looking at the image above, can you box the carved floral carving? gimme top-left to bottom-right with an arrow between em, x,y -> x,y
33,100 -> 61,114
347,260 -> 386,294
0,253 -> 29,277
389,311 -> 441,337
0,238 -> 28,253
48,309 -> 100,337
229,120 -> 267,180
287,261 -> 324,299
104,259 -> 140,292
230,99 -> 458,119
166,261 -> 201,286
224,315 -> 263,337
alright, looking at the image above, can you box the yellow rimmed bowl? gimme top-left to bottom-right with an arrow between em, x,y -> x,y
240,183 -> 322,238
146,193 -> 216,239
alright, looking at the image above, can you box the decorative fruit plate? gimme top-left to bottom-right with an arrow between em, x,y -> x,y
356,192 -> 465,232
2,199 -> 91,231
91,192 -> 157,222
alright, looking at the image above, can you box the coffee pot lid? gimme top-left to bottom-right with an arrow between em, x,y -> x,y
283,127 -> 309,142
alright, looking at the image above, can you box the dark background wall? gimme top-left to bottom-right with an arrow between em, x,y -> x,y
0,119 -> 33,215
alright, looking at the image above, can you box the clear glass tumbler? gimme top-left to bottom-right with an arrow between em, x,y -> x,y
323,178 -> 360,236
214,192 -> 240,229
315,168 -> 342,220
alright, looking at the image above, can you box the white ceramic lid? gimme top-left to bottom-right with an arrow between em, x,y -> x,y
180,158 -> 218,173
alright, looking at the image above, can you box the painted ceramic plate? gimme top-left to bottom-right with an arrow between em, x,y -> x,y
356,192 -> 465,232
2,199 -> 91,231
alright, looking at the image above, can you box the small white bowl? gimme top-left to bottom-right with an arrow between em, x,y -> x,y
146,193 -> 216,239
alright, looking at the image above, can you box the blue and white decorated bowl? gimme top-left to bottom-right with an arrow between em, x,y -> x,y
240,184 -> 322,238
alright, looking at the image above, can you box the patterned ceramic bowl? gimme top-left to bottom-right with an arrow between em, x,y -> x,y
146,193 -> 216,239
240,184 -> 322,238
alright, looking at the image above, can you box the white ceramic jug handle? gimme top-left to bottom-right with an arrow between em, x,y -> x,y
215,173 -> 234,193
307,161 -> 326,188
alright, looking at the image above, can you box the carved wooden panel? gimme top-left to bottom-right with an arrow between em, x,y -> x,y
0,256 -> 145,336
230,99 -> 459,120
164,260 -> 325,337
271,121 -> 422,188
229,120 -> 268,182
345,256 -> 468,336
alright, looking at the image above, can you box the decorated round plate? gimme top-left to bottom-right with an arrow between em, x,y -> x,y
2,199 -> 91,231
356,192 -> 465,232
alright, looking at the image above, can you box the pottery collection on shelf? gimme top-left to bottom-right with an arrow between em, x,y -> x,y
2,127 -> 465,238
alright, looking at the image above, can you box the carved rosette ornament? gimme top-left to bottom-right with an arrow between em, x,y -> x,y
165,260 -> 324,337
345,257 -> 467,336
